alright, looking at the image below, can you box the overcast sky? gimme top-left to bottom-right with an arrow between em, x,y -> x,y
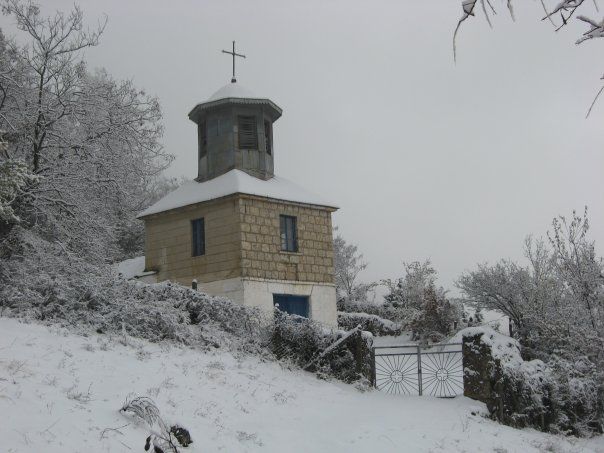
6,1 -> 603,292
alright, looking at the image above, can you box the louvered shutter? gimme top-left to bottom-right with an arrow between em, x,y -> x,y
198,121 -> 207,158
264,120 -> 272,155
238,115 -> 258,149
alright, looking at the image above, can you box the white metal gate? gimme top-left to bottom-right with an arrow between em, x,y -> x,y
372,343 -> 464,397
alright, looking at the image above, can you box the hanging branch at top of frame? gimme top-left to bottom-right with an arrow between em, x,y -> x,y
452,1 -> 604,116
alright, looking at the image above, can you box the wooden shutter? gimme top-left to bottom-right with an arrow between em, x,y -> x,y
264,120 -> 272,155
198,121 -> 207,158
238,115 -> 258,149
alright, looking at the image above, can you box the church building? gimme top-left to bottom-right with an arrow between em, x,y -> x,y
138,54 -> 338,325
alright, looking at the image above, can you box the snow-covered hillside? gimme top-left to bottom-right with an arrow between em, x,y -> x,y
1,317 -> 602,453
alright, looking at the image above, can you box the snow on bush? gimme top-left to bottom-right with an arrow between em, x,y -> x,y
272,311 -> 373,384
337,311 -> 402,337
0,229 -> 270,353
0,231 -> 372,384
337,298 -> 399,320
462,327 -> 603,436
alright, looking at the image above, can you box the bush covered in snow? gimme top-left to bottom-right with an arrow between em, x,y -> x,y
462,327 -> 603,436
337,298 -> 398,320
383,261 -> 461,340
0,228 -> 271,353
271,311 -> 373,384
0,230 -> 374,385
337,311 -> 403,337
458,210 -> 604,435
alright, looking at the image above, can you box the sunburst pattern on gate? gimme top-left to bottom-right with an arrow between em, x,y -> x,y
373,343 -> 464,398
374,353 -> 419,395
420,350 -> 464,398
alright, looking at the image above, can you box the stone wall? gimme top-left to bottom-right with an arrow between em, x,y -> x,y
143,196 -> 242,285
142,193 -> 338,324
143,194 -> 336,287
462,327 -> 557,432
238,195 -> 336,284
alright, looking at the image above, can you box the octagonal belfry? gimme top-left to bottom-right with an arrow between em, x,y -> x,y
188,82 -> 282,182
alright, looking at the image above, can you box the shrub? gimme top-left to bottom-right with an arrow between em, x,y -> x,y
271,311 -> 373,384
337,311 -> 403,337
0,230 -> 270,353
462,327 -> 603,436
337,298 -> 399,321
0,232 -> 373,385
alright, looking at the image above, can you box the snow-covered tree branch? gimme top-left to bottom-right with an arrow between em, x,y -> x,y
453,0 -> 604,115
333,228 -> 375,301
0,0 -> 173,261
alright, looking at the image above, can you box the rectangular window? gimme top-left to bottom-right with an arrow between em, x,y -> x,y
273,294 -> 309,318
238,115 -> 258,149
198,121 -> 207,159
264,120 -> 272,155
280,215 -> 298,252
191,218 -> 205,256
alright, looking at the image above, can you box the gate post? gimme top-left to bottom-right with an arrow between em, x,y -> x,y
370,347 -> 376,388
417,344 -> 423,396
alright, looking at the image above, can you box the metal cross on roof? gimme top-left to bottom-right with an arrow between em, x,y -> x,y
222,41 -> 246,83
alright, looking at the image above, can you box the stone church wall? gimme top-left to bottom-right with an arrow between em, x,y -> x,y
142,194 -> 337,325
143,197 -> 242,285
237,195 -> 336,284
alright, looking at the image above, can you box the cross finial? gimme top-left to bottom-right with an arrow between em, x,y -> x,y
221,41 -> 246,83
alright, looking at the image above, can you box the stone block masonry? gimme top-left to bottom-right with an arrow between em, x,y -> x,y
142,193 -> 336,287
141,193 -> 338,325
238,195 -> 335,284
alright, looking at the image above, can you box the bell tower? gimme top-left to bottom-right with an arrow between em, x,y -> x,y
140,41 -> 339,326
188,42 -> 282,182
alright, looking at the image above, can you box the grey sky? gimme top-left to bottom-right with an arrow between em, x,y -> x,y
7,1 -> 604,292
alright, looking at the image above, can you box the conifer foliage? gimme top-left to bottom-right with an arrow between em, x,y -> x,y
383,260 -> 460,341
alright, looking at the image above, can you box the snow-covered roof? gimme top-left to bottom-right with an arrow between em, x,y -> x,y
207,83 -> 256,101
138,170 -> 338,218
188,82 -> 282,122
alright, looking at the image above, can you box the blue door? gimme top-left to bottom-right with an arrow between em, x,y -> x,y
273,294 -> 310,318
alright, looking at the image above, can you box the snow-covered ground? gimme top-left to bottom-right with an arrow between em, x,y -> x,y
1,317 -> 602,453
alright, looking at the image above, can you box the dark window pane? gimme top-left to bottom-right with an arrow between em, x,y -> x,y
273,294 -> 309,318
238,115 -> 258,149
280,215 -> 297,252
192,218 -> 205,256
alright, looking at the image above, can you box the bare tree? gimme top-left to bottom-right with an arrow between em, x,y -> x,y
548,208 -> 604,332
456,238 -> 560,338
458,210 -> 604,365
333,228 -> 374,301
0,0 -> 106,171
0,1 -> 172,261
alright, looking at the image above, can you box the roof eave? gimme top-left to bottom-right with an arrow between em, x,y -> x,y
188,98 -> 283,123
137,191 -> 338,220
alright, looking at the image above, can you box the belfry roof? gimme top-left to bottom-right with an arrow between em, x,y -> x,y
137,169 -> 338,218
188,82 -> 282,123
